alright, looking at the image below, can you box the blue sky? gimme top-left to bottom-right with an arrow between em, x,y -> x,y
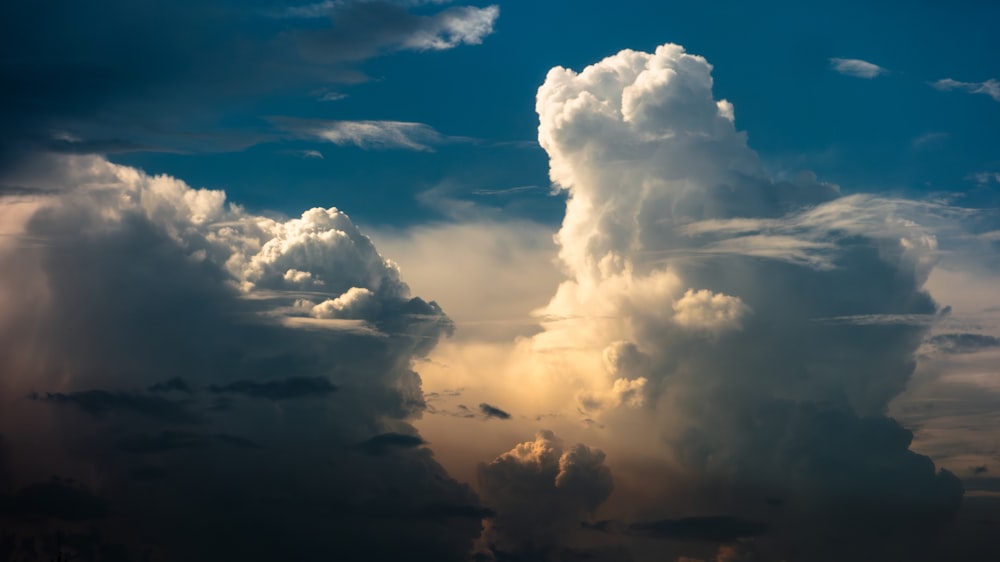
98,0 -> 1000,227
2,2 -> 1000,561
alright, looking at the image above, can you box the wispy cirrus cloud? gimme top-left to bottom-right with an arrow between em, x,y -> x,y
277,118 -> 466,151
281,0 -> 456,19
0,0 -> 500,163
968,171 -> 1000,185
292,2 -> 499,63
932,78 -> 1000,102
829,57 -> 888,78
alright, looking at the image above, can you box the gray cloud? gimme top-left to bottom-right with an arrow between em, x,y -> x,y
476,431 -> 613,558
0,154 -> 483,561
356,432 -> 427,455
148,377 -> 195,395
926,333 -> 1000,355
625,515 -> 768,543
479,403 -> 511,420
207,376 -> 339,400
32,390 -> 201,424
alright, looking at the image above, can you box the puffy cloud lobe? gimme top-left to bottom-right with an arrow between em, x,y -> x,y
0,155 -> 481,561
671,289 -> 749,331
476,431 -> 613,556
532,43 -> 963,558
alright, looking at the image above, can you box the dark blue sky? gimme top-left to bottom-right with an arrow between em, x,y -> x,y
95,0 -> 999,228
3,3 -> 1000,561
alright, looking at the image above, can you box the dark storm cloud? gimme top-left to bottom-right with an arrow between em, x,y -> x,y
627,515 -> 769,543
32,390 -> 200,424
927,333 -> 1000,354
208,376 -> 338,400
479,402 -> 511,419
0,156 -> 485,562
357,432 -> 427,455
115,431 -> 260,455
147,377 -> 194,395
2,480 -> 113,522
128,465 -> 168,480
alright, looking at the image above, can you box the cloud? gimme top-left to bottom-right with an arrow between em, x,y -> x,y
479,403 -> 511,420
0,1 -> 498,161
280,119 -> 456,151
0,154 -> 484,561
968,171 -> 1000,185
671,289 -> 750,331
148,377 -> 195,395
356,432 -> 427,455
297,149 -> 325,159
114,431 -> 260,455
932,78 -> 1000,102
532,45 -> 966,556
626,515 -> 768,543
476,431 -> 613,557
829,57 -> 888,79
471,185 -> 546,196
293,2 -> 499,63
207,376 -> 339,400
926,333 -> 1000,355
912,132 -> 950,149
32,390 -> 201,424
3,480 -> 113,522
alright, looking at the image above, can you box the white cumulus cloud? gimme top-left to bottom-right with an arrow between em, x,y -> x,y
829,57 -> 888,79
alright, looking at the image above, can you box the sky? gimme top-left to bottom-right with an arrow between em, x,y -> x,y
1,1 -> 999,561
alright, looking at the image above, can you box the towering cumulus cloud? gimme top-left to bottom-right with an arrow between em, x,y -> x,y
0,156 -> 483,561
476,431 -> 613,559
530,44 -> 962,560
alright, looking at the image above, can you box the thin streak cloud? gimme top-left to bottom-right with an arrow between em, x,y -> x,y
932,78 -> 1000,102
278,119 -> 462,151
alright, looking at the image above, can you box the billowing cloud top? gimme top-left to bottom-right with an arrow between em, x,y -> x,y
523,43 -> 962,559
0,155 -> 478,561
